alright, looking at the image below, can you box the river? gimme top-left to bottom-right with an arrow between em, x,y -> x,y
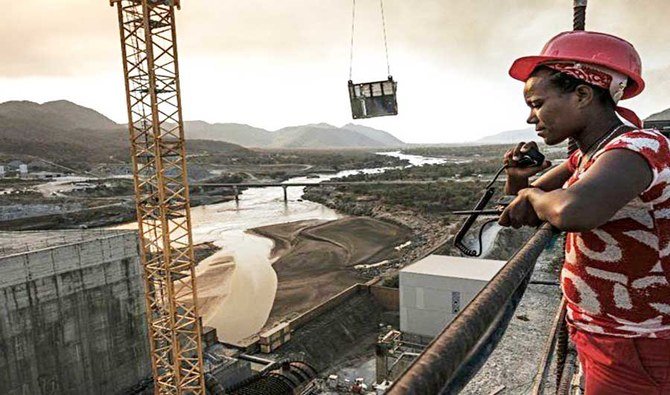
120,152 -> 448,342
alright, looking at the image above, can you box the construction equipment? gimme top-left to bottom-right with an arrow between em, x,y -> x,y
347,0 -> 399,119
108,0 -> 205,393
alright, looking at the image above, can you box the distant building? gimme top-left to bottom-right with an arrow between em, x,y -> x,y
28,171 -> 65,180
3,161 -> 28,178
18,164 -> 28,178
6,160 -> 25,170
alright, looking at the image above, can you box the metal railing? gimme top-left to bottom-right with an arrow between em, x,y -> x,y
387,223 -> 559,395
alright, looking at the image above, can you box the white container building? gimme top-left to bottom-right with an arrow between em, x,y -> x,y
400,255 -> 506,339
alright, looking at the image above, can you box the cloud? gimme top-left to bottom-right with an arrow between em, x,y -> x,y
0,0 -> 668,142
3,0 -> 668,76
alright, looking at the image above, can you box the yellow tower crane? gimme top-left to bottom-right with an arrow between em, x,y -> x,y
108,1 -> 205,393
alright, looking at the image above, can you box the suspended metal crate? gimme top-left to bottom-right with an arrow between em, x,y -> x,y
348,76 -> 398,119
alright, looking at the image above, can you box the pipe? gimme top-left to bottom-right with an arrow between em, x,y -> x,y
239,354 -> 275,365
387,223 -> 558,395
444,274 -> 532,394
531,298 -> 567,395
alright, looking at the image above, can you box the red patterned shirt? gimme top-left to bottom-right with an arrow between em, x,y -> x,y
562,129 -> 670,338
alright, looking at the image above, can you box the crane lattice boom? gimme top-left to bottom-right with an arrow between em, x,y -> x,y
109,0 -> 205,393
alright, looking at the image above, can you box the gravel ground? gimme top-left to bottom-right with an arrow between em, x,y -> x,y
461,232 -> 565,395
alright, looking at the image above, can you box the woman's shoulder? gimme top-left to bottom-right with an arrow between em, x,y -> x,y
609,128 -> 669,149
599,128 -> 670,198
600,128 -> 670,159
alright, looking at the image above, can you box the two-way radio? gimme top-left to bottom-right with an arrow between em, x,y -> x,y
452,147 -> 545,257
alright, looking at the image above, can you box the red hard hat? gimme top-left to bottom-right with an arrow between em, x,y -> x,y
509,31 -> 644,99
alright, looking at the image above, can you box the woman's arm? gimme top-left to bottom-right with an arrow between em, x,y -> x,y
530,160 -> 574,191
504,142 -> 571,195
511,149 -> 652,232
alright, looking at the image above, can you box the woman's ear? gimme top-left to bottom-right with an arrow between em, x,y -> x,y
575,84 -> 595,108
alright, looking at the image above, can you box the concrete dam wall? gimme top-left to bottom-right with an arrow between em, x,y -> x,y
0,230 -> 151,395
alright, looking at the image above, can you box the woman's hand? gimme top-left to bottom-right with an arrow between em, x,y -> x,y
504,141 -> 552,195
498,188 -> 542,229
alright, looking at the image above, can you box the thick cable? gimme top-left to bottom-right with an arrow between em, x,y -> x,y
573,3 -> 587,31
569,0 -> 587,154
485,165 -> 507,190
379,0 -> 391,76
349,0 -> 356,80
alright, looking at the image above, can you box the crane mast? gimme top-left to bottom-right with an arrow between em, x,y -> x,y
109,0 -> 205,393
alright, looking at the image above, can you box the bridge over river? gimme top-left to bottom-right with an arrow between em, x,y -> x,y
193,180 -> 447,203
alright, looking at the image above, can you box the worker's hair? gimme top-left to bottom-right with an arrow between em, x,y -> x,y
533,66 -> 616,109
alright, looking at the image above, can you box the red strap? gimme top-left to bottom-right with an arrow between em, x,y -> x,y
616,106 -> 643,128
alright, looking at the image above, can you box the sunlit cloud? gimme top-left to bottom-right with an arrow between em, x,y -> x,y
1,0 -> 668,143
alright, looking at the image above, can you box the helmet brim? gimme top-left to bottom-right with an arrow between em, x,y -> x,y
509,55 -> 645,100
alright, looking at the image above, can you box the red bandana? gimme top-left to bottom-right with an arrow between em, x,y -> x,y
545,63 -> 613,90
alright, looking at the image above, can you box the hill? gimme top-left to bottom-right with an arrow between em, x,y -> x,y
270,123 -> 387,149
646,108 -> 670,121
184,121 -> 273,147
0,101 -> 249,169
475,127 -> 539,144
340,123 -> 405,146
183,121 -> 406,149
0,100 -> 406,168
0,100 -> 117,131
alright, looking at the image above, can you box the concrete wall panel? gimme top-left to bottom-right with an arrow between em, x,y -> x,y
51,245 -> 81,272
0,256 -> 27,288
0,231 -> 151,395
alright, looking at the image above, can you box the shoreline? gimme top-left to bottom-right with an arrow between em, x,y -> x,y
248,218 -> 327,260
249,217 -> 412,333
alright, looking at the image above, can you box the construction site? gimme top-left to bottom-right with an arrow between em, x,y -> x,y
2,0 -> 670,394
0,224 -> 567,394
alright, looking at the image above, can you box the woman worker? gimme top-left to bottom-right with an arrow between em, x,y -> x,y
499,31 -> 670,394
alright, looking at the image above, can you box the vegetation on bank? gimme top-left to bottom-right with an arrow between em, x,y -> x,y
303,144 -> 568,221
191,149 -> 409,171
305,181 -> 488,216
401,144 -> 568,161
341,160 -> 503,180
400,144 -> 512,158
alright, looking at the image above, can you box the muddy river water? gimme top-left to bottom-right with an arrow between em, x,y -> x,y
120,152 -> 447,342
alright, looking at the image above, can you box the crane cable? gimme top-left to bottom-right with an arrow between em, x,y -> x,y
349,0 -> 356,80
349,0 -> 392,80
380,0 -> 391,77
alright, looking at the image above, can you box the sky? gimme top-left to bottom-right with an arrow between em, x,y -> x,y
1,0 -> 668,143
